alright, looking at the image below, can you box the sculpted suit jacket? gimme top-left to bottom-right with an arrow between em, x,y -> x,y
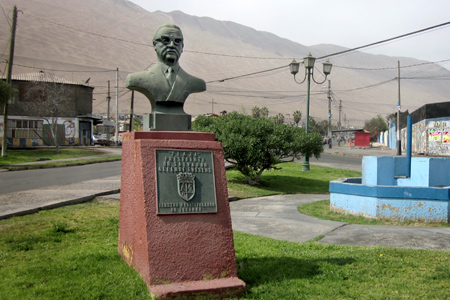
126,62 -> 206,111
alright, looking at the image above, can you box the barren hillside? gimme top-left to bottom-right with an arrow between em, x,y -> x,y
1,0 -> 449,127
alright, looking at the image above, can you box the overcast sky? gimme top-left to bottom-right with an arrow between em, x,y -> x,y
129,0 -> 450,69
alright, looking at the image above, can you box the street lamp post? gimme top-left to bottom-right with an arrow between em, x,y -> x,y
289,53 -> 332,171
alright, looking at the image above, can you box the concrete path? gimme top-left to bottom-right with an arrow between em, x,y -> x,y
2,144 -> 450,251
228,194 -> 450,251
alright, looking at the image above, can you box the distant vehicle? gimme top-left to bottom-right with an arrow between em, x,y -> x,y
110,135 -> 123,146
93,135 -> 110,146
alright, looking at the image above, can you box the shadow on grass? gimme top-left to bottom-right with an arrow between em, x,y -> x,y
237,256 -> 356,286
257,175 -> 330,194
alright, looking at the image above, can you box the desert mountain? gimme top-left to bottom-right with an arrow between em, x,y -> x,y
1,0 -> 449,127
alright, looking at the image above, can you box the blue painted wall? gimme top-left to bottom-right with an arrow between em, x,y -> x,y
330,155 -> 450,222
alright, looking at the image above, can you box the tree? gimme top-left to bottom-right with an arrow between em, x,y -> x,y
293,110 -> 302,127
193,112 -> 323,185
282,125 -> 323,162
133,116 -> 142,131
271,113 -> 284,125
251,106 -> 261,118
0,80 -> 14,105
306,116 -> 318,133
260,107 -> 269,118
26,74 -> 71,152
364,116 -> 388,142
1,80 -> 16,157
315,120 -> 329,136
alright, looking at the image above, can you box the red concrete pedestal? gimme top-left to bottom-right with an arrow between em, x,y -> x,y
118,131 -> 246,299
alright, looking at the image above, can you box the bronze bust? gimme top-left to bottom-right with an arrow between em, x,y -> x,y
126,24 -> 206,119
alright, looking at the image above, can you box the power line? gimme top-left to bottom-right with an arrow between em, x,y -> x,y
25,12 -> 290,60
0,4 -> 11,28
14,10 -> 450,90
206,65 -> 289,83
26,13 -> 153,47
185,49 -> 287,60
333,58 -> 450,71
317,20 -> 450,60
10,63 -> 117,73
334,78 -> 397,93
403,76 -> 450,80
211,21 -> 450,83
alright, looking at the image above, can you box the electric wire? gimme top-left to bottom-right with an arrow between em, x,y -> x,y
6,8 -> 450,124
316,20 -> 450,60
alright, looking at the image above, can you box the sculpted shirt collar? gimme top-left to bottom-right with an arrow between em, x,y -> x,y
157,62 -> 180,76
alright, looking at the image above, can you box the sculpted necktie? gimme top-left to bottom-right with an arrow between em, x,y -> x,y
166,67 -> 175,86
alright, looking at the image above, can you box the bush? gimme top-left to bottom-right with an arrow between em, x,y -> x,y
193,112 -> 323,185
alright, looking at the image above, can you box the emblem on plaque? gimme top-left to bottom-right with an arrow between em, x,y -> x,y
176,172 -> 196,201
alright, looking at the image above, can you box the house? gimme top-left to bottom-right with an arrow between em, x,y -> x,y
1,71 -> 101,147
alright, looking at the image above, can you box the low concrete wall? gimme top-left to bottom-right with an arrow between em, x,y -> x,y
329,155 -> 450,222
330,179 -> 450,222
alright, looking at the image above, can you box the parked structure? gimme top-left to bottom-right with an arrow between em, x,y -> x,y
0,72 -> 100,147
332,129 -> 370,148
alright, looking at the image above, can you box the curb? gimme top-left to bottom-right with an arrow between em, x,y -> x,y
2,158 -> 122,172
0,189 -> 120,220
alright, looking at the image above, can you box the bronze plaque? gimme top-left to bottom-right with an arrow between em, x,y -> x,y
156,149 -> 217,214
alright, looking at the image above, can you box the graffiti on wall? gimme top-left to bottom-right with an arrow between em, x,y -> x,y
427,119 -> 450,155
412,121 -> 426,154
63,119 -> 76,145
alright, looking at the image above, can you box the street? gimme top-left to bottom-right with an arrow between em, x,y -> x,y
0,152 -> 365,195
0,161 -> 122,194
309,153 -> 362,172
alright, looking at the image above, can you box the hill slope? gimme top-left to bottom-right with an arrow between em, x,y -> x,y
1,0 -> 449,127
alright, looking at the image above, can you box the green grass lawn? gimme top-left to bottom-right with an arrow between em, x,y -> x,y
1,200 -> 450,300
299,200 -> 450,227
226,162 -> 361,198
0,148 -> 106,165
1,159 -> 449,299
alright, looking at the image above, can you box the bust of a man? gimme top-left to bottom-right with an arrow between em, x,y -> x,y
126,24 -> 206,115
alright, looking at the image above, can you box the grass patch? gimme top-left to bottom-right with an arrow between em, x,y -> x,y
0,199 -> 149,300
2,201 -> 450,299
5,156 -> 122,171
226,162 -> 361,199
234,232 -> 450,299
0,148 -> 107,165
299,200 -> 450,227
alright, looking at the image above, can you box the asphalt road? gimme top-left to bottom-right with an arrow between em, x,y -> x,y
0,153 -> 363,195
310,153 -> 362,172
0,160 -> 122,194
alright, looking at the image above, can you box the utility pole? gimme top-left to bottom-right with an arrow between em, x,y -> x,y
106,80 -> 111,141
129,91 -> 134,132
397,61 -> 402,155
115,68 -> 119,145
1,6 -> 18,157
327,80 -> 332,149
338,100 -> 343,146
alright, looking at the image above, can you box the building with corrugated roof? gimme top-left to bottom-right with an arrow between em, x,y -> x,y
1,71 -> 100,147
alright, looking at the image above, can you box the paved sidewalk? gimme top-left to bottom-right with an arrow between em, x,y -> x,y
229,194 -> 450,251
0,176 -> 120,219
2,145 -> 450,251
1,147 -> 122,168
323,142 -> 396,157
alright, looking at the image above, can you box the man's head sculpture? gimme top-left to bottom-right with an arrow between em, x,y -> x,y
126,24 -> 206,130
152,24 -> 184,67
